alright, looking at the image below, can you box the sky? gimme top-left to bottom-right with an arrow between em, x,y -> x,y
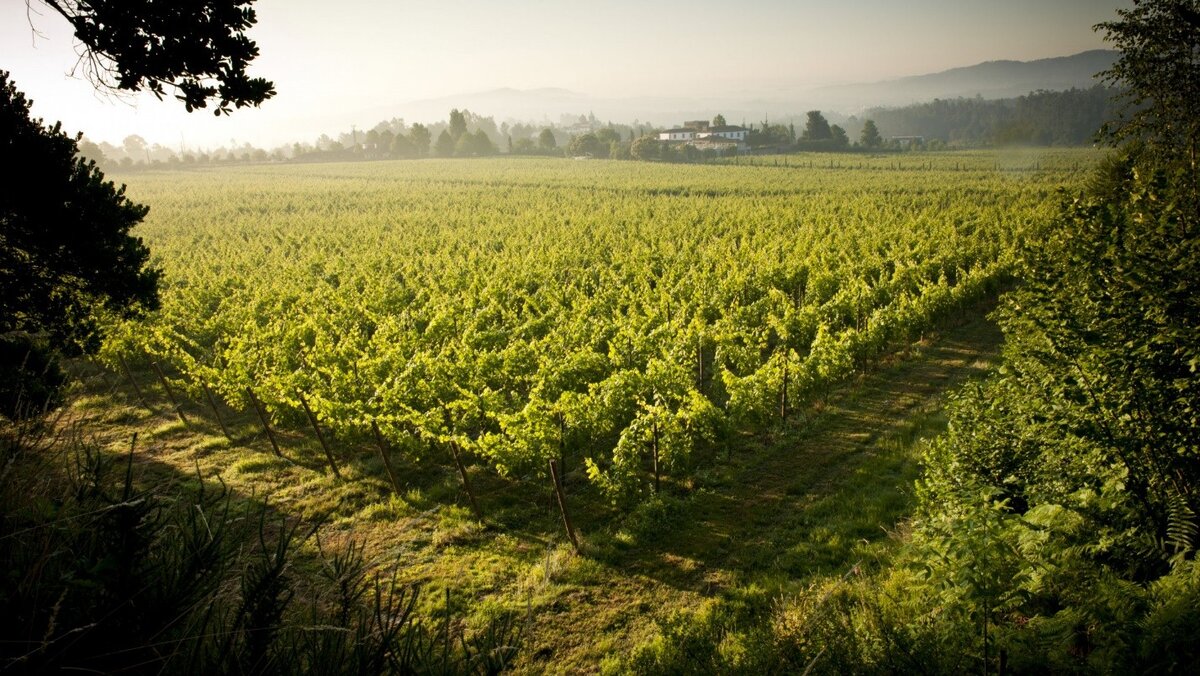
1,0 -> 1130,149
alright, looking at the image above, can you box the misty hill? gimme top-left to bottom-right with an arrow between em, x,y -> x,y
855,85 -> 1119,147
813,50 -> 1118,110
377,51 -> 1119,128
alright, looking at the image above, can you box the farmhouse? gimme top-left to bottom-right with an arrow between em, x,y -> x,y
658,120 -> 749,149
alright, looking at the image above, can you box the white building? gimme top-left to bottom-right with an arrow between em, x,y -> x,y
658,128 -> 698,141
658,121 -> 749,147
702,125 -> 748,142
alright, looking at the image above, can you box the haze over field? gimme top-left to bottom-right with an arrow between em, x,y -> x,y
1,0 -> 1130,148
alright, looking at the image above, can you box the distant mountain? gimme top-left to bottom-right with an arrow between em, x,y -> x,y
362,51 -> 1119,129
810,50 -> 1119,110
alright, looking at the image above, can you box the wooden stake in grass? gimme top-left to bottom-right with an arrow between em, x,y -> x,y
245,386 -> 282,457
202,383 -> 232,440
448,440 -> 483,521
557,412 -> 566,474
651,422 -> 661,494
549,459 -> 579,554
117,354 -> 153,413
370,421 -> 400,494
151,361 -> 190,425
298,392 -> 339,478
780,356 -> 789,421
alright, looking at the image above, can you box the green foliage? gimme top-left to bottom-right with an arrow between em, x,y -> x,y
864,86 -> 1120,146
1096,0 -> 1200,167
0,72 -> 160,354
409,123 -> 432,156
860,119 -> 882,148
102,153 -> 1083,512
910,124 -> 1200,672
434,129 -> 455,157
802,110 -> 832,141
630,135 -> 662,160
0,333 -> 66,420
455,129 -> 496,156
568,132 -> 606,158
830,124 -> 849,149
40,0 -> 275,113
0,420 -> 524,673
448,108 -> 468,141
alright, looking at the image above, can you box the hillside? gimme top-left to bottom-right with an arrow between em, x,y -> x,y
807,50 -> 1118,110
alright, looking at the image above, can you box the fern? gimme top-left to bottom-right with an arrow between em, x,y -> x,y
1165,487 -> 1197,568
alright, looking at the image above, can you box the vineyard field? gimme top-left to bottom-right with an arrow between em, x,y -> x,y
77,150 -> 1104,669
104,151 -> 1097,503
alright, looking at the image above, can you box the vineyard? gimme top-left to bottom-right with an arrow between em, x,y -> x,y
101,151 -> 1095,514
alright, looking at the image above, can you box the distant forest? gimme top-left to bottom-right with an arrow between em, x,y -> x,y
859,85 -> 1119,147
80,86 -> 1121,170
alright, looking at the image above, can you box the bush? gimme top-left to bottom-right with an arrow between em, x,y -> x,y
0,333 -> 65,420
0,419 -> 524,674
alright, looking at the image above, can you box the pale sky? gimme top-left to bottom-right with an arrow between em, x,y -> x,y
1,0 -> 1129,149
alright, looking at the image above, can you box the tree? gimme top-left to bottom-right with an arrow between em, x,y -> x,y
1096,0 -> 1200,174
448,109 -> 468,141
860,119 -> 882,148
38,0 -> 275,114
568,133 -> 604,157
1,72 -> 159,355
830,124 -> 849,148
712,113 -> 727,127
908,2 -> 1200,666
473,129 -> 496,155
409,123 -> 431,156
390,132 -> 416,157
122,134 -> 148,163
538,128 -> 557,151
595,127 -> 621,145
630,136 -> 661,161
77,138 -> 108,166
801,111 -> 832,141
433,129 -> 455,157
455,129 -> 495,156
3,0 -> 275,415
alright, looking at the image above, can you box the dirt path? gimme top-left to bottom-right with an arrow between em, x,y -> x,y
523,313 -> 1003,671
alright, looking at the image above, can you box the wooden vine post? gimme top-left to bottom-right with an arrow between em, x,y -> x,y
298,392 -> 339,478
780,356 -> 789,421
448,441 -> 483,521
557,412 -> 566,474
549,459 -> 579,553
370,421 -> 401,494
201,383 -> 232,440
651,422 -> 661,494
245,387 -> 282,457
151,361 -> 189,425
117,354 -> 153,413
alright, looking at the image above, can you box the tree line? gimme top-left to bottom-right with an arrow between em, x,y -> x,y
78,86 -> 1121,172
859,85 -> 1121,147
